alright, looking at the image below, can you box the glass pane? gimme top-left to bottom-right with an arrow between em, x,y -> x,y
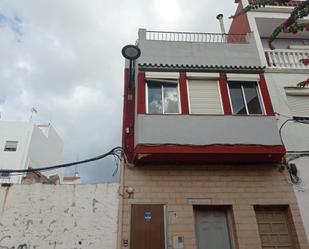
243,82 -> 263,114
163,83 -> 179,113
147,82 -> 162,114
228,82 -> 247,114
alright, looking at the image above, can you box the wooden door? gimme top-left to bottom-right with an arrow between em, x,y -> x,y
255,207 -> 295,249
130,204 -> 165,249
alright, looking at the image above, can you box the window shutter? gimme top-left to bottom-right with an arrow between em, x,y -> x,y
285,88 -> 309,118
188,79 -> 222,114
286,95 -> 309,118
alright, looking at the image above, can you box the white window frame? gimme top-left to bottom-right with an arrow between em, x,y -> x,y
227,81 -> 265,116
146,80 -> 181,114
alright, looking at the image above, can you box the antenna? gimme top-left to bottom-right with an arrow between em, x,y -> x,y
29,107 -> 38,122
75,153 -> 79,177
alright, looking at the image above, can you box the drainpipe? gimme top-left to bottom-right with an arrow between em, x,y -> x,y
116,159 -> 125,249
216,14 -> 226,43
216,14 -> 226,34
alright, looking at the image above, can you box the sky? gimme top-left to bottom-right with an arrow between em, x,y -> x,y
0,0 -> 237,183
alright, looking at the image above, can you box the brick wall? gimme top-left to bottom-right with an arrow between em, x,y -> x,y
119,164 -> 309,249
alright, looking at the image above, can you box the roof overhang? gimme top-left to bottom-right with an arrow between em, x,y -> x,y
133,144 -> 286,165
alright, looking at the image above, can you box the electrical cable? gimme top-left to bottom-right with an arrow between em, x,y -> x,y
287,163 -> 301,185
277,116 -> 309,153
0,146 -> 124,174
275,114 -> 309,185
278,118 -> 294,146
112,154 -> 120,177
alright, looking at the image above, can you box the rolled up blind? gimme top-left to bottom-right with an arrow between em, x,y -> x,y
188,79 -> 223,114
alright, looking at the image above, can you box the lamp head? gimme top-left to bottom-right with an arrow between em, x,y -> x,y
121,45 -> 141,60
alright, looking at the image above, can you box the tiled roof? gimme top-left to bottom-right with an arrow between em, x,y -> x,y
248,0 -> 303,6
138,63 -> 265,71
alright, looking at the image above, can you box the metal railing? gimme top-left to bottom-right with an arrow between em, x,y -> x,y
265,49 -> 309,69
144,30 -> 249,44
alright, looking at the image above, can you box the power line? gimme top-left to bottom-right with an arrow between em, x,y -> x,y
0,146 -> 124,174
278,116 -> 309,153
278,118 -> 294,145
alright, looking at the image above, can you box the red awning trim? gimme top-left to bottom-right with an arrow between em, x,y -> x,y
133,144 -> 286,164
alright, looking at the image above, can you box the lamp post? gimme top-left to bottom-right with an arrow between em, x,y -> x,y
121,45 -> 141,89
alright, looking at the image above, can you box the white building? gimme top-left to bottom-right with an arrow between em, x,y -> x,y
230,0 -> 309,239
0,121 -> 64,184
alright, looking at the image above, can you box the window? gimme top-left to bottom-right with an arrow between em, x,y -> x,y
228,81 -> 264,115
255,206 -> 297,249
147,80 -> 180,114
285,87 -> 309,118
0,172 -> 10,178
188,79 -> 223,114
195,207 -> 235,249
4,141 -> 18,152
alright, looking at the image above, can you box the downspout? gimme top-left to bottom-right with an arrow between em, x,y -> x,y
116,159 -> 125,249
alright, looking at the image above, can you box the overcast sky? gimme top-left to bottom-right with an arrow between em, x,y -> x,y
0,0 -> 236,183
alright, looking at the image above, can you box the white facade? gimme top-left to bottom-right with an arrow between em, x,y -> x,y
0,183 -> 119,249
239,0 -> 309,239
0,121 -> 64,184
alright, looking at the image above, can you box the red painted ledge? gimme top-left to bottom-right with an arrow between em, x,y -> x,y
133,144 -> 286,164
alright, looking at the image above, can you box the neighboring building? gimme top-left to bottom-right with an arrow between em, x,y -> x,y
0,121 -> 64,184
21,171 -> 61,184
118,26 -> 309,249
230,0 -> 309,240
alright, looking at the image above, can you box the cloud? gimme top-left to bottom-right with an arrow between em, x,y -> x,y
0,11 -> 24,42
0,0 -> 237,183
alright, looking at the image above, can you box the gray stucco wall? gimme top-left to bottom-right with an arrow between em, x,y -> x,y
137,36 -> 262,69
135,115 -> 282,146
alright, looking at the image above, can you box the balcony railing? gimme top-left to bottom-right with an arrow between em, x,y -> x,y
144,30 -> 249,44
265,49 -> 309,69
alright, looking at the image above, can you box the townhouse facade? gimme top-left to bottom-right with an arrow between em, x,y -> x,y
230,0 -> 309,240
118,25 -> 309,249
0,121 -> 64,184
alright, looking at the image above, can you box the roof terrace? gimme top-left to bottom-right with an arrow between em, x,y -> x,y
137,29 -> 263,72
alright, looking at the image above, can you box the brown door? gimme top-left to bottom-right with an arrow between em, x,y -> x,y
130,204 -> 165,249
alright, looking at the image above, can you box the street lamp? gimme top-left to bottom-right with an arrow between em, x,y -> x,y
121,45 -> 141,89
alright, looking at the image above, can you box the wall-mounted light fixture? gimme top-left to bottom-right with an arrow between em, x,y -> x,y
125,186 -> 135,198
